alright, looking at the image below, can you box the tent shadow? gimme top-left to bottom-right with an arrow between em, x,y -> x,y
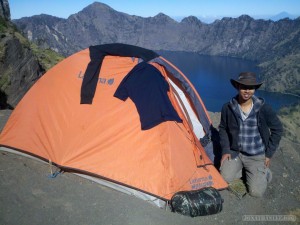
210,125 -> 222,170
0,90 -> 14,110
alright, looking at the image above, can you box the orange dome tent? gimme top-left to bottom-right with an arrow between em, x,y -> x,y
0,44 -> 227,207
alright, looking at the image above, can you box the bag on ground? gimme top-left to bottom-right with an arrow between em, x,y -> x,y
170,187 -> 223,217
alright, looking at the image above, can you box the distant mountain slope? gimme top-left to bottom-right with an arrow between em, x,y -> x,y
12,2 -> 300,95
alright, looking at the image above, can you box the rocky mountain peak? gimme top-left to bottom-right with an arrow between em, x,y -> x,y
79,1 -> 116,15
152,13 -> 175,23
181,16 -> 202,25
237,14 -> 254,21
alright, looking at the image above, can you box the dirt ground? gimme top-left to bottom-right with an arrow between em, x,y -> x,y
0,109 -> 299,225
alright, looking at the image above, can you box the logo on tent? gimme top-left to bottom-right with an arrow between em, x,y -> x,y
190,175 -> 214,190
77,71 -> 114,85
107,78 -> 114,85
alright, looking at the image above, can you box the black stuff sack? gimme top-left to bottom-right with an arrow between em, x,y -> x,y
170,187 -> 223,217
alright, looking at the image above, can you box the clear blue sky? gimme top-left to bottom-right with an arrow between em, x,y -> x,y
9,0 -> 300,20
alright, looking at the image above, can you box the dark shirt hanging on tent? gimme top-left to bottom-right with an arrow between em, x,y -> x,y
114,62 -> 182,130
80,43 -> 182,130
80,44 -> 159,104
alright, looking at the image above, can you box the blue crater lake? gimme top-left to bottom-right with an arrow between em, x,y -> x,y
159,51 -> 300,112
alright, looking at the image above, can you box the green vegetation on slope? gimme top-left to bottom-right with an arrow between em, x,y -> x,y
278,103 -> 300,144
0,17 -> 64,72
1,17 -> 64,107
259,28 -> 300,96
30,43 -> 64,71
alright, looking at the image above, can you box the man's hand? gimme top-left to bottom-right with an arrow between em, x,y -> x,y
221,153 -> 231,166
265,157 -> 271,167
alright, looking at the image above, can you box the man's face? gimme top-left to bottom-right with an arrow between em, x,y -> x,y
238,84 -> 255,102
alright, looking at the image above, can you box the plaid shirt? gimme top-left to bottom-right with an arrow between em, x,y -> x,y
232,96 -> 265,155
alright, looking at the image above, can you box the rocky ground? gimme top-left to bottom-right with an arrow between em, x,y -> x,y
0,109 -> 299,225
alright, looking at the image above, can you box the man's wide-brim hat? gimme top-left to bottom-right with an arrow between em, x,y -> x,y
230,72 -> 263,89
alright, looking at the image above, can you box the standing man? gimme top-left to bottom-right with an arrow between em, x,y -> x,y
219,72 -> 283,197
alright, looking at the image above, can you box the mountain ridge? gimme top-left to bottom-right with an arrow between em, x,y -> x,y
2,2 -> 300,96
13,2 -> 300,58
9,2 -> 300,96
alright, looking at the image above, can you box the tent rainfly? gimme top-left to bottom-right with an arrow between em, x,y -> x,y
0,44 -> 228,208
